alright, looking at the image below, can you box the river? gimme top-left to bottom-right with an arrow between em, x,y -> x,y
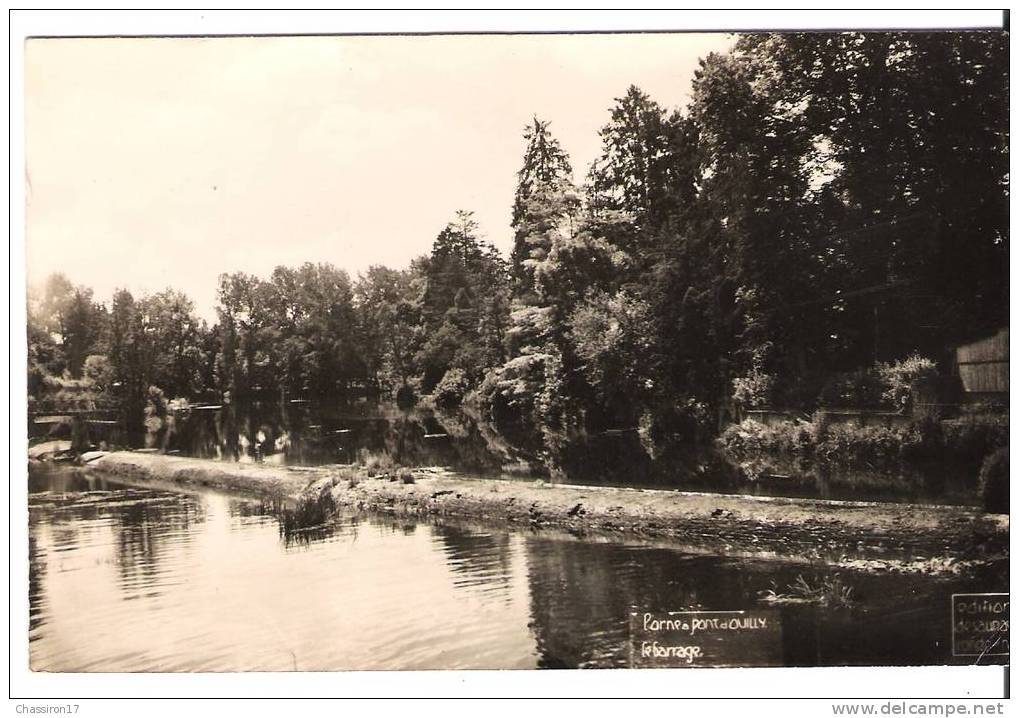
28,463 -> 1005,671
73,399 -> 982,505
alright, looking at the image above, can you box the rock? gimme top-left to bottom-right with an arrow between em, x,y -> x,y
79,451 -> 108,464
28,440 -> 72,460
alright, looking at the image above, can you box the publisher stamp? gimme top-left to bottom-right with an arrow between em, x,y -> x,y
952,593 -> 1009,657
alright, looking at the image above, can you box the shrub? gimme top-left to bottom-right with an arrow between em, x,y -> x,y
82,354 -> 114,390
720,404 -> 1007,497
395,384 -> 417,409
816,423 -> 905,469
143,385 -> 168,435
877,354 -> 938,410
721,417 -> 918,470
718,419 -> 810,457
360,450 -> 398,476
979,447 -> 1009,513
433,367 -> 471,409
638,400 -> 713,458
732,368 -> 775,410
940,419 -> 1009,464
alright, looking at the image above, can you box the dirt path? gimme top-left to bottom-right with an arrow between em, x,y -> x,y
88,451 -> 1008,573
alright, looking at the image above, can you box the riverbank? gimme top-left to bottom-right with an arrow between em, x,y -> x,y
87,451 -> 1008,574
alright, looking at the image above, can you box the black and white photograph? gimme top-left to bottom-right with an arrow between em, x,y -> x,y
10,8 -> 1011,706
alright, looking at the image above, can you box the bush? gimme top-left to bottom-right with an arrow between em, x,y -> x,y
718,419 -> 815,458
720,417 -> 918,470
143,385 -> 168,433
638,400 -> 713,458
877,354 -> 938,410
82,354 -> 114,390
432,367 -> 471,409
732,368 -> 775,410
941,419 -> 1009,464
359,450 -> 398,475
816,423 -> 905,469
395,384 -> 417,409
979,447 -> 1009,513
720,408 -> 1007,490
814,356 -> 938,412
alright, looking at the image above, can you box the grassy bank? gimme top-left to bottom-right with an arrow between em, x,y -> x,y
87,451 -> 1008,575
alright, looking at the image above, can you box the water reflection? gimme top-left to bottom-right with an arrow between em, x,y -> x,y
432,523 -> 514,594
167,401 -> 532,478
28,534 -> 46,636
28,465 -> 1004,671
520,535 -> 1007,669
141,400 -> 979,505
112,495 -> 200,601
523,539 -> 758,668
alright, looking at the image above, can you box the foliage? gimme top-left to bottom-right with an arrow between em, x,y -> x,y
979,447 -> 1009,514
31,372 -> 111,414
587,85 -> 672,228
568,290 -> 654,403
717,418 -> 819,459
760,574 -> 855,608
278,489 -> 336,538
416,211 -> 511,393
433,367 -> 471,409
82,354 -> 114,392
511,117 -> 574,287
25,33 -> 1008,476
143,385 -> 169,435
815,423 -> 907,468
731,368 -> 775,411
876,354 -> 939,410
721,412 -> 1008,475
354,265 -> 420,390
939,418 -> 1010,464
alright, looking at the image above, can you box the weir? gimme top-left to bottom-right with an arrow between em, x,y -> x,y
86,451 -> 1008,574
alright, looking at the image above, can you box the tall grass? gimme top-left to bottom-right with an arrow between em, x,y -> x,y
760,573 -> 855,608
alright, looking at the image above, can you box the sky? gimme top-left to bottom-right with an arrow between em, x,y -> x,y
26,33 -> 733,320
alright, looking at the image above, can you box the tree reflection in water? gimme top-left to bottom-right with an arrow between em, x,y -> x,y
113,495 -> 201,601
431,523 -> 514,594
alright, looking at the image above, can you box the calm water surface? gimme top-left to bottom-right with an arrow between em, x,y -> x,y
28,464 -> 1004,671
68,399 -> 981,505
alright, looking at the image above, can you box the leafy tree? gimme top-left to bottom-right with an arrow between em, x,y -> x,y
32,274 -> 108,378
754,32 -> 1008,352
354,264 -> 422,391
215,272 -> 272,399
142,289 -> 206,398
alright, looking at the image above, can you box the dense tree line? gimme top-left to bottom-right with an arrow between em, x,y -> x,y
28,33 -> 1007,469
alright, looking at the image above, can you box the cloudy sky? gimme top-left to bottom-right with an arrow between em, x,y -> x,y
26,33 -> 733,319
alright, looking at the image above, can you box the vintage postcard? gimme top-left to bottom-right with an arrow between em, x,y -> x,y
16,11 -> 1009,698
